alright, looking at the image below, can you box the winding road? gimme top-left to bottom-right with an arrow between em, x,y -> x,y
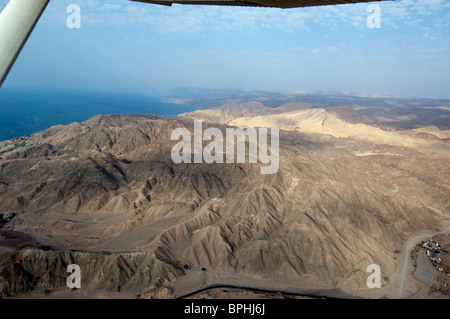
176,284 -> 343,299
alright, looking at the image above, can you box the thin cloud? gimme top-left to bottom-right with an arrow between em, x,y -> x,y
29,0 -> 449,35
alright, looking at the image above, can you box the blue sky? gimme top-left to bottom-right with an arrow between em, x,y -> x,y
1,0 -> 450,98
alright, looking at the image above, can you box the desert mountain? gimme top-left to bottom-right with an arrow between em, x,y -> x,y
179,101 -> 312,123
0,108 -> 449,298
183,102 -> 450,148
179,101 -> 273,123
169,89 -> 450,130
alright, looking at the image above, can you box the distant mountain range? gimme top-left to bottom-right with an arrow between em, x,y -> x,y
163,88 -> 450,130
1,87 -> 449,143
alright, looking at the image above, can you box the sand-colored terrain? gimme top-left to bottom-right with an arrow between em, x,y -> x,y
0,103 -> 449,299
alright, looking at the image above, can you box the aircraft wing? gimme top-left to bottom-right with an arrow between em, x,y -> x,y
131,0 -> 389,9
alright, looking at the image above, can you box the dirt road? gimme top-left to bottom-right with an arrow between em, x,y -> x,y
397,219 -> 450,298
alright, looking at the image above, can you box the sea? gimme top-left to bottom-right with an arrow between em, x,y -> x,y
0,88 -> 199,142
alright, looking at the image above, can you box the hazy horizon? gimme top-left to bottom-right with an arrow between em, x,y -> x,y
1,85 -> 449,142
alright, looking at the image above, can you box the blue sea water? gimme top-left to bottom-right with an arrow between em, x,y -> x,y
0,88 -> 199,142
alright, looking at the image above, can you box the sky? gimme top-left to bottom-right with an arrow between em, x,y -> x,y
1,0 -> 450,99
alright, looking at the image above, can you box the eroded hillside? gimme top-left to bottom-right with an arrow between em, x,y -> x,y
0,109 -> 449,298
